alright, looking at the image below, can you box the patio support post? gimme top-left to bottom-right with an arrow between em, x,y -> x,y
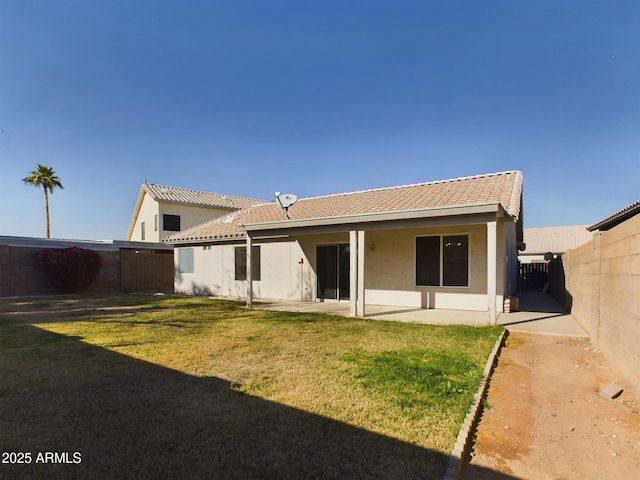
357,230 -> 366,317
246,234 -> 253,308
349,230 -> 358,316
487,218 -> 497,323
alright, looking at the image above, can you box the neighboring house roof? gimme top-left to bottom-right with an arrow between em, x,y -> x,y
126,183 -> 268,240
164,170 -> 523,244
521,225 -> 593,255
589,199 -> 640,231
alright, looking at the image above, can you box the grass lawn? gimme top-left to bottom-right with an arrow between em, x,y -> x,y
0,295 -> 502,479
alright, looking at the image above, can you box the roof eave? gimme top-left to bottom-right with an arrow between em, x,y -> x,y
589,200 -> 640,231
243,202 -> 507,233
162,233 -> 246,245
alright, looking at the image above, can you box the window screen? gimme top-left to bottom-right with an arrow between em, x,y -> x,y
163,214 -> 181,232
443,235 -> 469,286
416,236 -> 440,286
235,246 -> 261,281
416,235 -> 469,287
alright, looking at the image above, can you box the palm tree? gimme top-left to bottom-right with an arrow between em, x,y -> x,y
22,164 -> 64,238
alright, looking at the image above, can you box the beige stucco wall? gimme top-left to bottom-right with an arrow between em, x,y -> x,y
360,224 -> 489,310
130,193 -> 233,242
562,213 -> 640,396
129,193 -> 160,242
174,240 -> 314,300
175,217 -> 517,314
158,203 -> 231,239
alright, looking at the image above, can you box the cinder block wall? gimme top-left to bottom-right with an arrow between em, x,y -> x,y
559,214 -> 640,396
0,238 -> 174,297
120,248 -> 174,293
0,245 -> 61,296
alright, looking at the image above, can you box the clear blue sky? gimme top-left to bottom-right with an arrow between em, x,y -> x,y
1,0 -> 638,240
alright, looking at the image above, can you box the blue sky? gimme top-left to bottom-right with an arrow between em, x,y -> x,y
1,0 -> 638,240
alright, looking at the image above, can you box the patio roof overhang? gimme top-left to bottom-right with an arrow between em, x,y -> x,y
242,201 -> 508,237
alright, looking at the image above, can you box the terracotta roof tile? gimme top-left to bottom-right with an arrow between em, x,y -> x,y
164,171 -> 523,243
522,226 -> 593,254
589,199 -> 640,231
144,183 -> 267,209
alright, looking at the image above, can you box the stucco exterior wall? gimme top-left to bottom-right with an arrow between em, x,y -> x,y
158,203 -> 231,240
129,193 -> 160,242
361,224 -> 489,310
174,240 -> 314,300
175,218 -> 516,313
560,213 -> 640,396
129,193 -> 233,242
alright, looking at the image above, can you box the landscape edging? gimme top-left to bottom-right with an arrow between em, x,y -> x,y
442,328 -> 508,480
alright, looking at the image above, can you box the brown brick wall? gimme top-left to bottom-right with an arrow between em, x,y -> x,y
120,249 -> 174,293
0,242 -> 174,297
555,213 -> 640,396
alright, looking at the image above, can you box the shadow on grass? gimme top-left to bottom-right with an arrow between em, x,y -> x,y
0,320 -> 517,480
0,295 -> 247,326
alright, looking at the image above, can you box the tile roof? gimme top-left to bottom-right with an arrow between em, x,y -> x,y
522,225 -> 593,255
589,199 -> 640,231
143,183 -> 267,209
163,171 -> 523,243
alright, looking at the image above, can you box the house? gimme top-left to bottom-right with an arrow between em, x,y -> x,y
519,225 -> 593,264
163,171 -> 524,324
126,182 -> 267,242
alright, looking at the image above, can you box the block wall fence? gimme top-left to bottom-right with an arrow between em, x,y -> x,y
551,213 -> 639,397
0,237 -> 174,297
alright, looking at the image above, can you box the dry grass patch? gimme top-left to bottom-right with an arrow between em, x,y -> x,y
0,295 -> 502,479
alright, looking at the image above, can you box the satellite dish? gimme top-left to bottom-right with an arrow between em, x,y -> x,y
275,192 -> 297,219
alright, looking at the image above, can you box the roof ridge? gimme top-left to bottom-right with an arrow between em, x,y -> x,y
300,170 -> 521,202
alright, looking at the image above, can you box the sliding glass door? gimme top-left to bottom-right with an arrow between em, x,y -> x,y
316,244 -> 350,300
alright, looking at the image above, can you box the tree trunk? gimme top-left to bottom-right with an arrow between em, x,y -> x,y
44,185 -> 50,238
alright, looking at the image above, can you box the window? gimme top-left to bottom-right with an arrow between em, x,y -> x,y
154,214 -> 158,232
235,246 -> 261,281
443,235 -> 469,286
415,236 -> 440,286
416,235 -> 469,287
178,248 -> 194,274
163,214 -> 181,232
141,221 -> 146,241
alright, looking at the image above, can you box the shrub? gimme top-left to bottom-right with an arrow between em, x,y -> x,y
37,247 -> 103,292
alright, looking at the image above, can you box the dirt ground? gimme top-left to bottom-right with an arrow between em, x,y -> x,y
461,332 -> 640,480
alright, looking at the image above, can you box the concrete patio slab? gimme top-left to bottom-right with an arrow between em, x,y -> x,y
256,300 -> 492,326
256,291 -> 588,337
498,291 -> 588,337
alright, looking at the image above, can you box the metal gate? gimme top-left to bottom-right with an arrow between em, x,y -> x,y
519,262 -> 549,291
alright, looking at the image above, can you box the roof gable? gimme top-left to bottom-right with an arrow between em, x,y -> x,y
126,183 -> 268,240
164,171 -> 523,243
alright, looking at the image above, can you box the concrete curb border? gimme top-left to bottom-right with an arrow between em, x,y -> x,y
443,328 -> 508,480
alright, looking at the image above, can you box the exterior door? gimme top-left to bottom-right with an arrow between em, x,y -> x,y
317,244 -> 350,300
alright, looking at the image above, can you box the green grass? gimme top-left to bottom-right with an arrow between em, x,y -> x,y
0,295 -> 502,479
